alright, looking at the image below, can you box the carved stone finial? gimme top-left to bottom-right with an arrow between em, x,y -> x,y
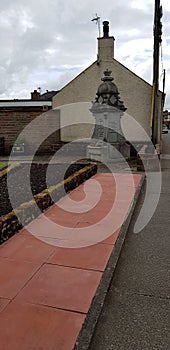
103,69 -> 111,76
93,70 -> 126,111
102,69 -> 114,82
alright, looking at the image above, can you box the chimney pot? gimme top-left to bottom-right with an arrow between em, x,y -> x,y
103,21 -> 109,38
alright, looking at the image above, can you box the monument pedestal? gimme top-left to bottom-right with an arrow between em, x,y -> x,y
87,141 -> 130,162
87,143 -> 108,162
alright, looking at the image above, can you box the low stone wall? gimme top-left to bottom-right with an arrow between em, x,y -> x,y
137,144 -> 160,172
0,163 -> 97,244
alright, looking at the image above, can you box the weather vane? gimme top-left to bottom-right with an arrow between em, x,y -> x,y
91,13 -> 101,37
37,86 -> 41,95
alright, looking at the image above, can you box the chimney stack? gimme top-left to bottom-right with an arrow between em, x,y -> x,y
97,21 -> 115,62
31,90 -> 40,100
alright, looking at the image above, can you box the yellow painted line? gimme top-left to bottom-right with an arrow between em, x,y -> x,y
40,164 -> 92,195
0,162 -> 21,178
150,83 -> 155,128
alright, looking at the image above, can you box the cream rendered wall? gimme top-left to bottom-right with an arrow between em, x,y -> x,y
54,102 -> 94,142
53,62 -> 104,141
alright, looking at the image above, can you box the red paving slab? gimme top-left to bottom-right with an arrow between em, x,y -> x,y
72,223 -> 121,246
15,264 -> 102,313
47,243 -> 114,271
0,258 -> 41,299
113,173 -> 142,188
0,233 -> 55,263
0,172 -> 142,349
0,301 -> 85,350
80,202 -> 127,224
0,298 -> 10,313
45,203 -> 84,227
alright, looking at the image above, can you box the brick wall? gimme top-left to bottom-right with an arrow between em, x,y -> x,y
0,108 -> 60,155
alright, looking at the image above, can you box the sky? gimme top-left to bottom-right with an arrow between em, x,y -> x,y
0,0 -> 170,108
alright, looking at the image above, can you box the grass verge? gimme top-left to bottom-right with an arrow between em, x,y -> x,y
0,162 -> 7,170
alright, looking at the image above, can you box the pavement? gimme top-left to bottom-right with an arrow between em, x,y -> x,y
88,148 -> 170,349
0,169 -> 142,350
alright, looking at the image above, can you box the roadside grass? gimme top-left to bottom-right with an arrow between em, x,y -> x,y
0,162 -> 7,169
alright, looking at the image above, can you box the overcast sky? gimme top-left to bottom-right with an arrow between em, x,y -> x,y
0,0 -> 170,108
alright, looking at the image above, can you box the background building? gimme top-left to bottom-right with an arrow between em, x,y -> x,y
53,21 -> 163,147
163,110 -> 170,129
0,90 -> 60,155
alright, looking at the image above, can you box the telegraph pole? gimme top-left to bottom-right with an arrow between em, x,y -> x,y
162,68 -> 166,108
152,0 -> 163,145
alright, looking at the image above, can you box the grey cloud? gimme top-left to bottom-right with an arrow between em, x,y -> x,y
0,0 -> 169,100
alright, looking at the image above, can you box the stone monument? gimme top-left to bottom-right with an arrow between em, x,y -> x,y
87,69 -> 130,161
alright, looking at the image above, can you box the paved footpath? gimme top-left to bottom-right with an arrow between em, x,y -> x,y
0,172 -> 142,350
89,156 -> 170,349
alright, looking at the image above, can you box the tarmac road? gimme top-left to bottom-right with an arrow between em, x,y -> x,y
88,135 -> 170,350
